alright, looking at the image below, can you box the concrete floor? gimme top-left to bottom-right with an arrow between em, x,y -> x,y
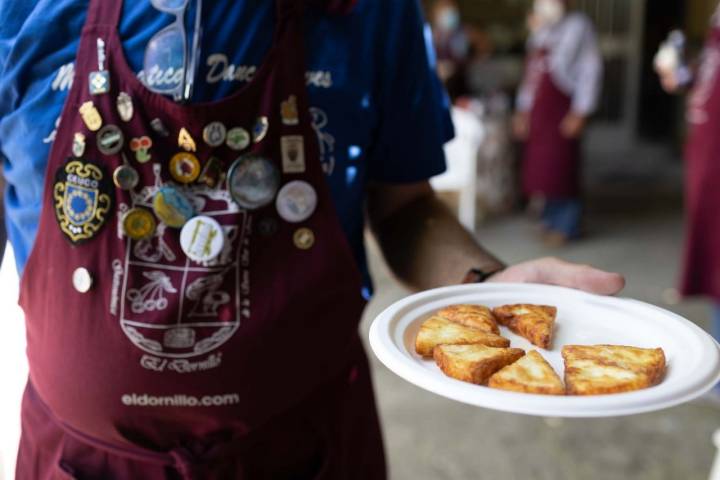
361,183 -> 720,480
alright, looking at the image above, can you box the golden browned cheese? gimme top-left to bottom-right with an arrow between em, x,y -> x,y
488,350 -> 565,395
562,345 -> 666,395
433,344 -> 525,385
492,304 -> 557,349
415,316 -> 510,358
437,304 -> 500,334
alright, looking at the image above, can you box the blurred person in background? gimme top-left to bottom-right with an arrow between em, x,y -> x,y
430,0 -> 471,99
512,0 -> 603,246
656,3 -> 720,394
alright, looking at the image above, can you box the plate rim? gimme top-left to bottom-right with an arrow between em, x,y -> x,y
368,282 -> 720,417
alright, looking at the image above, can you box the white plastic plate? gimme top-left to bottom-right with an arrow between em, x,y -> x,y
368,283 -> 720,417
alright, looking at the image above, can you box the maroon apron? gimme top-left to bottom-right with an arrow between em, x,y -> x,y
681,25 -> 720,300
521,49 -> 581,199
16,0 -> 386,478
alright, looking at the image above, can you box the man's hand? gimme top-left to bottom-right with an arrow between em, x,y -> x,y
487,257 -> 625,295
512,111 -> 530,141
655,66 -> 681,94
559,112 -> 587,139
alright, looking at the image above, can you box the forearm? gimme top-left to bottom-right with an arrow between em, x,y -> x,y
369,191 -> 504,291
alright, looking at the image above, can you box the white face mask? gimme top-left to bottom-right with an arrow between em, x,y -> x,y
534,0 -> 565,27
437,8 -> 461,32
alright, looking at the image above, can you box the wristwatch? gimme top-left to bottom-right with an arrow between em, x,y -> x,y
462,267 -> 505,284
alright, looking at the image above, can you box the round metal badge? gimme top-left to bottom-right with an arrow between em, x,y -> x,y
180,215 -> 225,263
203,121 -> 227,148
113,165 -> 139,190
276,181 -> 318,223
122,208 -> 157,240
293,227 -> 315,250
97,125 -> 124,155
72,267 -> 94,293
169,152 -> 201,184
227,155 -> 280,210
226,127 -> 251,151
152,186 -> 195,228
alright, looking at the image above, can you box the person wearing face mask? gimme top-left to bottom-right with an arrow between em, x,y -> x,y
656,5 -> 720,396
513,0 -> 603,245
430,0 -> 471,99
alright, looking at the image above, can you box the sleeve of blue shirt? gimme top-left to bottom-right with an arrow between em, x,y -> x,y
366,0 -> 453,184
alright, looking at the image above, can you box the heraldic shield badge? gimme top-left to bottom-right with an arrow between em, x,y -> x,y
54,159 -> 114,244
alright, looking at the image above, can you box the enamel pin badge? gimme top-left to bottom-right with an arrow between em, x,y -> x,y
281,95 -> 299,126
117,92 -> 134,122
53,158 -> 114,244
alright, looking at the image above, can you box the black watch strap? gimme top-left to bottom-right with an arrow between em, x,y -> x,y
462,267 -> 505,284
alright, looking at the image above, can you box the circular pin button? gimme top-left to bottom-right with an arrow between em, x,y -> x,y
169,152 -> 201,184
72,267 -> 94,293
226,127 -> 251,151
122,208 -> 157,240
276,181 -> 318,223
293,227 -> 315,250
180,215 -> 225,263
227,155 -> 280,210
153,186 -> 195,228
203,121 -> 227,148
97,125 -> 124,155
113,165 -> 139,190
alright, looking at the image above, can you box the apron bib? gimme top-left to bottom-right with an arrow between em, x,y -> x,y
16,0 -> 385,478
681,26 -> 720,300
521,49 -> 581,199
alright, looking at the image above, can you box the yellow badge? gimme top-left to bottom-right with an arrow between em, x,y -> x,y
79,101 -> 103,132
169,152 -> 201,184
281,95 -> 299,126
178,127 -> 197,152
293,227 -> 315,250
122,208 -> 157,240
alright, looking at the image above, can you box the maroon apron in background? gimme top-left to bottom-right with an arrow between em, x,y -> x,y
681,26 -> 720,300
521,49 -> 581,199
16,0 -> 386,478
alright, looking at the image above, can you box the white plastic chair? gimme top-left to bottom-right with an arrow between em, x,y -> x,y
431,106 -> 485,232
711,429 -> 720,480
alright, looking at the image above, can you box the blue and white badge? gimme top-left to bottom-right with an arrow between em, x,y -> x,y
276,181 -> 318,223
53,158 -> 114,244
153,186 -> 195,228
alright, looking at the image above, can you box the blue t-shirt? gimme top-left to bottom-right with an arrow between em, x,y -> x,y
0,0 -> 452,296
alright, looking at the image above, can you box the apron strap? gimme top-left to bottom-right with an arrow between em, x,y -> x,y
85,0 -> 123,29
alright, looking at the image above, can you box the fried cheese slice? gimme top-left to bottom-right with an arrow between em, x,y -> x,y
437,304 -> 500,334
415,316 -> 510,358
434,344 -> 525,385
492,304 -> 556,349
488,350 -> 564,395
562,345 -> 666,395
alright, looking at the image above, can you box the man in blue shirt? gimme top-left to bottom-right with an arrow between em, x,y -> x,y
0,0 -> 624,477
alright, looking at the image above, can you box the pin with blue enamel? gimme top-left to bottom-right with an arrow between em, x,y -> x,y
97,125 -> 124,155
153,186 -> 195,228
72,133 -> 86,158
252,116 -> 269,143
180,216 -> 225,263
276,181 -> 317,223
281,135 -> 306,173
89,38 -> 110,95
53,158 -> 114,244
227,154 -> 280,210
117,92 -> 134,122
